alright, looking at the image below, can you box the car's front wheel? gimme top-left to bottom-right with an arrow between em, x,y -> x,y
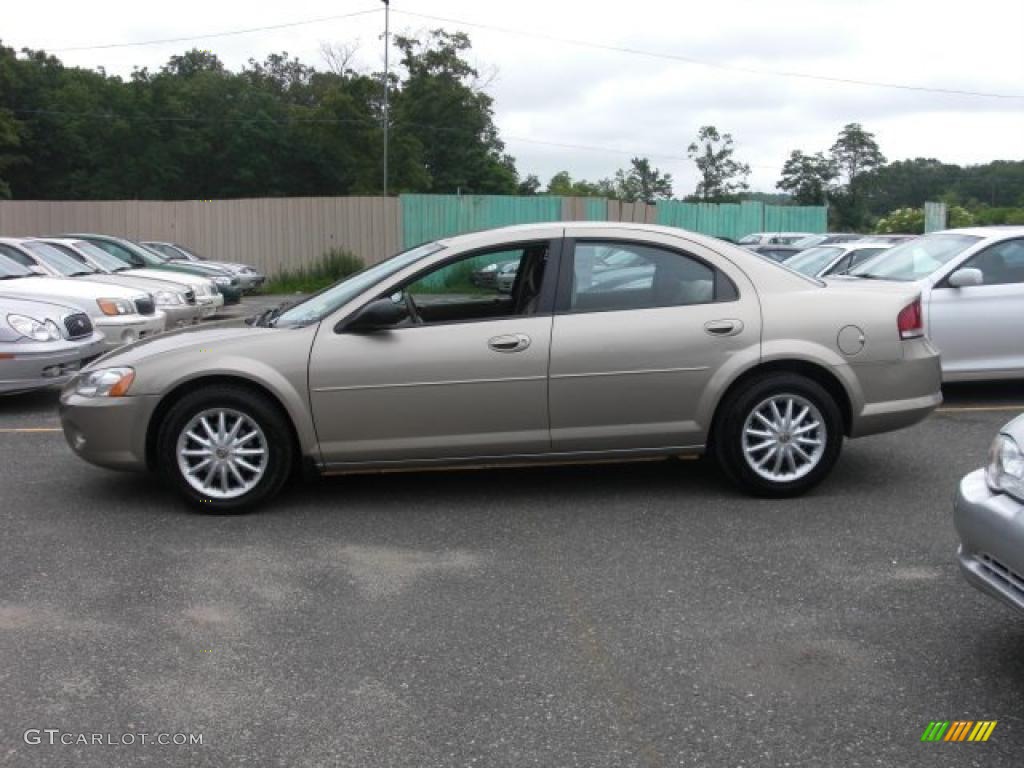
157,385 -> 294,512
713,373 -> 843,497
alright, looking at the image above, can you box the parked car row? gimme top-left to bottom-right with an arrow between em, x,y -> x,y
0,234 -> 262,395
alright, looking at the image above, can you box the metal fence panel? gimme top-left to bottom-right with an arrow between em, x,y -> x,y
924,201 -> 947,233
763,204 -> 827,234
401,194 -> 562,248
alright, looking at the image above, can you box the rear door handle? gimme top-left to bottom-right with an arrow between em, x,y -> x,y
488,333 -> 531,353
704,319 -> 744,337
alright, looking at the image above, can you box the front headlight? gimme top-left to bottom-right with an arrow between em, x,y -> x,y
7,314 -> 61,342
213,276 -> 232,287
153,290 -> 182,306
74,367 -> 135,398
986,433 -> 1024,501
97,298 -> 133,316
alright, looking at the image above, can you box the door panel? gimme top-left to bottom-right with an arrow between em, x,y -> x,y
928,285 -> 1024,375
548,236 -> 760,452
309,316 -> 553,464
549,305 -> 756,451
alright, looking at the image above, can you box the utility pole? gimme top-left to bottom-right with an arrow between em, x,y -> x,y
382,0 -> 390,196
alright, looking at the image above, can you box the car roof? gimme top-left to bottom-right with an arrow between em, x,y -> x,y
938,226 -> 1024,238
437,221 -> 756,249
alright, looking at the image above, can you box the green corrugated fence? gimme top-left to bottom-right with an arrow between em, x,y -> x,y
401,194 -> 827,248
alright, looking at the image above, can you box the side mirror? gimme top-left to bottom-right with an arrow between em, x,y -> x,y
947,267 -> 983,288
344,295 -> 409,332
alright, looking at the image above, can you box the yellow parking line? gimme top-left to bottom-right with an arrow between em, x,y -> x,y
936,405 -> 1024,413
0,427 -> 62,433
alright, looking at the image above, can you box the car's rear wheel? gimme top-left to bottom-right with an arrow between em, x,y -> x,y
157,385 -> 294,512
713,373 -> 842,497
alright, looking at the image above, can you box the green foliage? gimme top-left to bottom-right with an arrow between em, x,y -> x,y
544,156 -> 671,202
0,31 -> 525,199
875,205 -> 974,234
776,150 -> 837,205
971,206 -> 1024,225
687,126 -> 750,200
875,207 -> 924,234
262,248 -> 364,294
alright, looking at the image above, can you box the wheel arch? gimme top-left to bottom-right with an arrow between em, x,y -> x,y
708,359 -> 855,447
145,374 -> 309,472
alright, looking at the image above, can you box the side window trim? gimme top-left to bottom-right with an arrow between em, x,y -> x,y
339,237 -> 565,331
937,238 -> 1024,288
553,237 -> 739,315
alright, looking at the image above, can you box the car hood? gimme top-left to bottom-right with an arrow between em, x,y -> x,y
0,275 -> 145,300
162,262 -> 231,277
89,321 -> 272,368
122,268 -> 212,290
0,293 -> 82,321
73,273 -> 189,295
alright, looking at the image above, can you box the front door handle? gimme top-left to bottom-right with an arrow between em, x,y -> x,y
488,333 -> 531,353
704,319 -> 744,337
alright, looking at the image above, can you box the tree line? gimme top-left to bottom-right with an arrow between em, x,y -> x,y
1,32 -> 1022,232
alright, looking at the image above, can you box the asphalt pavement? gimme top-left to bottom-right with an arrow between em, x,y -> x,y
1,329 -> 1022,766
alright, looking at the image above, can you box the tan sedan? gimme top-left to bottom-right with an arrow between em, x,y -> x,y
59,222 -> 942,511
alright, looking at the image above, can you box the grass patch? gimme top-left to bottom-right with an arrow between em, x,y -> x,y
262,248 -> 364,294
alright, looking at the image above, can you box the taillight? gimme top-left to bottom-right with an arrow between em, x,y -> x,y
897,298 -> 924,339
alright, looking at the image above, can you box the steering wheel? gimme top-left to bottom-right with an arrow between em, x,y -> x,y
403,291 -> 423,324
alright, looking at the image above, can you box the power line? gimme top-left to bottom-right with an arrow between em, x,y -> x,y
49,7 -> 383,52
390,8 -> 1023,101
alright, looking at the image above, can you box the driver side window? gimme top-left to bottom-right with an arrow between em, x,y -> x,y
400,241 -> 551,326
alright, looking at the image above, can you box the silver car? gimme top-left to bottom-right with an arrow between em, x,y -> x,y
849,227 -> 1024,381
783,242 -> 894,278
59,222 -> 942,511
14,239 -> 204,329
0,251 -> 164,351
0,295 -> 106,394
43,239 -> 225,319
954,414 -> 1024,614
142,241 -> 266,293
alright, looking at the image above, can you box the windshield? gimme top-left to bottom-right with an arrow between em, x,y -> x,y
273,242 -> 446,328
783,246 -> 843,276
792,235 -> 826,249
0,253 -> 33,278
850,233 -> 982,281
68,241 -> 132,272
24,241 -> 98,276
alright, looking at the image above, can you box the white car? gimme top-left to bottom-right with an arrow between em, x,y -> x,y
737,232 -> 815,246
40,239 -> 224,319
7,238 -> 203,329
847,227 -> 1024,381
783,242 -> 894,278
0,252 -> 164,351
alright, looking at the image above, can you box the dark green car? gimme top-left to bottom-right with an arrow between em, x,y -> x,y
64,234 -> 244,304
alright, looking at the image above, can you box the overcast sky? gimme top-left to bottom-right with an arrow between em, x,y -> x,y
6,0 -> 1024,195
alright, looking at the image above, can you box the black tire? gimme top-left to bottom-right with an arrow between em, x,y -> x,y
156,384 -> 295,512
712,373 -> 843,497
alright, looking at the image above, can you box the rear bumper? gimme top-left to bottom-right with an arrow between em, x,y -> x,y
0,334 -> 106,394
954,469 -> 1024,614
93,313 -> 166,351
849,338 -> 943,437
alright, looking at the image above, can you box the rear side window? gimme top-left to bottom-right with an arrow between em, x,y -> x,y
565,241 -> 737,313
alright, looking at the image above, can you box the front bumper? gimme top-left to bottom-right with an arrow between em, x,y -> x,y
59,389 -> 160,471
954,468 -> 1024,614
0,334 -> 106,394
196,293 -> 225,318
216,283 -> 244,304
160,303 -> 203,329
94,313 -> 166,351
238,274 -> 265,292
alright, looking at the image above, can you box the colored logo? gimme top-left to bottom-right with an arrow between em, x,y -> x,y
921,721 -> 997,742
